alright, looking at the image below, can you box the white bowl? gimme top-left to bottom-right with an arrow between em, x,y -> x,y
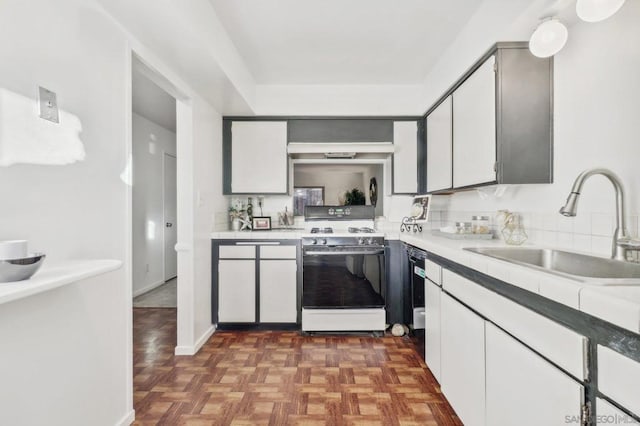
0,240 -> 28,260
0,253 -> 46,282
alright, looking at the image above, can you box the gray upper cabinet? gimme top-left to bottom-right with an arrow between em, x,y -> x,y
223,120 -> 288,194
288,119 -> 393,142
495,45 -> 553,185
424,42 -> 553,193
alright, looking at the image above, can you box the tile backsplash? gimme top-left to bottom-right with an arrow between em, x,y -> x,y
393,209 -> 639,261
213,199 -> 639,262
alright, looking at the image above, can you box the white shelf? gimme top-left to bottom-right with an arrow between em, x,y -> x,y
0,259 -> 122,305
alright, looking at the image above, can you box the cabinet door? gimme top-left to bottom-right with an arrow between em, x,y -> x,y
597,398 -> 640,425
259,259 -> 297,323
218,259 -> 255,322
485,322 -> 584,426
598,345 -> 640,416
453,55 -> 496,188
231,121 -> 288,193
441,293 -> 485,426
392,121 -> 418,194
425,279 -> 441,382
426,96 -> 452,192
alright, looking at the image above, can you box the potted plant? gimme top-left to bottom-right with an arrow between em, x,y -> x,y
228,206 -> 244,231
343,188 -> 366,205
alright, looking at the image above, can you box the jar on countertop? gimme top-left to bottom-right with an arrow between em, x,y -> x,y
472,215 -> 490,234
455,222 -> 473,234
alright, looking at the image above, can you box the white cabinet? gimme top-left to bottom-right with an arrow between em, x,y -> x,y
485,323 -> 584,426
216,241 -> 298,324
441,293 -> 486,426
426,96 -> 452,192
392,121 -> 418,194
260,259 -> 297,323
597,398 -> 640,425
424,278 -> 441,382
598,345 -> 640,417
453,55 -> 497,188
442,269 -> 587,380
218,259 -> 256,322
230,121 -> 288,194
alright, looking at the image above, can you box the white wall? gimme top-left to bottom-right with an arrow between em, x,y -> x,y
0,0 -> 131,424
429,1 -> 640,257
132,113 -> 176,297
132,71 -> 176,132
254,84 -> 425,116
419,0 -> 553,108
95,0 -> 255,115
0,271 -> 128,426
190,97 -> 224,350
295,170 -> 364,205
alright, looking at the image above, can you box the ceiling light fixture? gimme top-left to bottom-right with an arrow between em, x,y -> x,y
529,18 -> 569,58
576,0 -> 626,22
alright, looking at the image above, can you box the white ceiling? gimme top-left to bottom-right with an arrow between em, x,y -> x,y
209,0 -> 484,85
132,67 -> 177,132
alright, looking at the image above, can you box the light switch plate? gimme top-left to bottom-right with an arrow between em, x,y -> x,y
38,86 -> 59,123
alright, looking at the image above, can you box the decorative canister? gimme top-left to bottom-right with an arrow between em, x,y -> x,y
455,222 -> 473,234
472,216 -> 490,234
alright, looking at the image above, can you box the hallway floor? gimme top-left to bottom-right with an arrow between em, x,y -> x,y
133,278 -> 177,308
132,308 -> 461,425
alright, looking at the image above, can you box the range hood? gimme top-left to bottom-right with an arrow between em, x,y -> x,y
287,142 -> 394,159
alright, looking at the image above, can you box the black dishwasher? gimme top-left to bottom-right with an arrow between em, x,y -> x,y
406,245 -> 426,357
406,245 -> 426,328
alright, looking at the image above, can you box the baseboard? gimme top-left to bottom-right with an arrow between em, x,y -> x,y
115,409 -> 135,426
174,324 -> 216,356
132,279 -> 165,298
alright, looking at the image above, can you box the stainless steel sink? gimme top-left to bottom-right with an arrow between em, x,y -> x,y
464,247 -> 640,284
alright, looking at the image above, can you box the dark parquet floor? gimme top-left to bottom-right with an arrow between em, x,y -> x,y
133,308 -> 462,425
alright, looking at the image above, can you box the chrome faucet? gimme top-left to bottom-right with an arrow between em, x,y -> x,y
559,168 -> 640,261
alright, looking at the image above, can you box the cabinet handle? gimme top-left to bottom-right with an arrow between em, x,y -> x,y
235,242 -> 280,245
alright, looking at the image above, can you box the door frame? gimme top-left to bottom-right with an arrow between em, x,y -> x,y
162,152 -> 178,281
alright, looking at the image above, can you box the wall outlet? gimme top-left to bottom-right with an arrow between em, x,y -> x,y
38,86 -> 59,123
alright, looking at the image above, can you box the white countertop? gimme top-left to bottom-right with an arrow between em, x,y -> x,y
580,286 -> 640,334
0,259 -> 123,305
211,229 -> 640,334
401,232 -> 640,335
211,229 -> 304,239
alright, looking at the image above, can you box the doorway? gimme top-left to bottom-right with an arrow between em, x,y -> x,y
131,61 -> 178,310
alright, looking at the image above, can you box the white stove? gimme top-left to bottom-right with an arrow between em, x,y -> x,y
301,205 -> 386,334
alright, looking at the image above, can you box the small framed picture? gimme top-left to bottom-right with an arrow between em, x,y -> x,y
410,195 -> 431,223
252,216 -> 272,231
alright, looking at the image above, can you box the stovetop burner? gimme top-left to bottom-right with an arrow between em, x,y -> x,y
310,227 -> 333,234
348,227 -> 376,234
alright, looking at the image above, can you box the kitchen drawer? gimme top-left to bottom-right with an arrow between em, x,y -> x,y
219,245 -> 256,259
598,345 -> 640,417
424,258 -> 441,286
302,309 -> 385,332
442,269 -> 586,380
260,245 -> 297,259
597,398 -> 639,425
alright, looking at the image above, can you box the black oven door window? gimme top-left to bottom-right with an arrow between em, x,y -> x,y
303,253 -> 385,309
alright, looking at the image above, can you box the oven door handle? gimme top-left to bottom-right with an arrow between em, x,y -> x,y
303,249 -> 385,256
